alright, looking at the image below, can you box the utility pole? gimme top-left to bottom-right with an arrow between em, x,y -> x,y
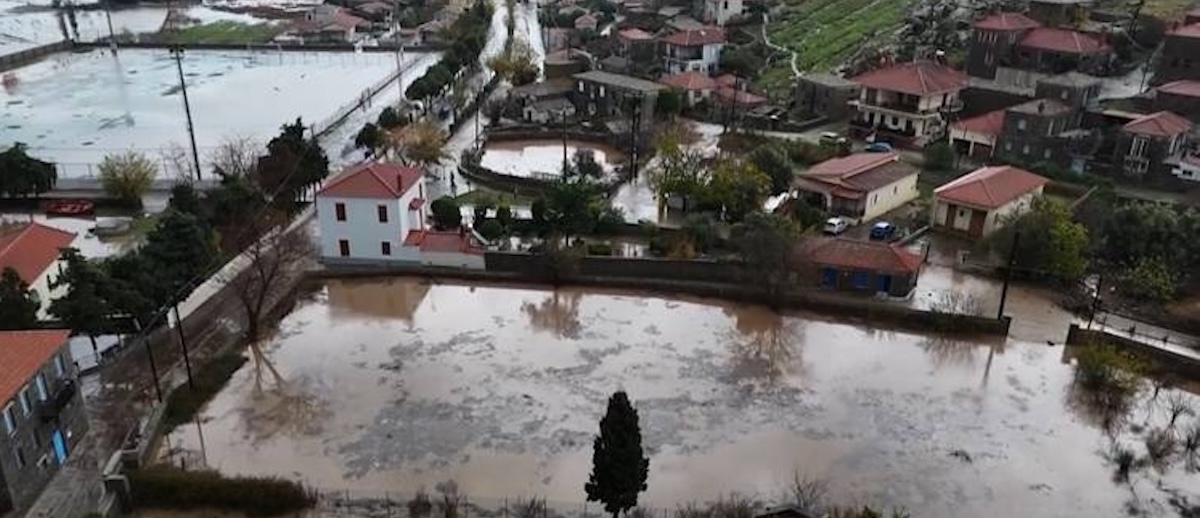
996,230 -> 1020,320
170,45 -> 203,181
1087,274 -> 1104,329
145,335 -> 163,403
561,109 -> 569,168
630,93 -> 640,179
103,0 -> 117,53
173,302 -> 195,390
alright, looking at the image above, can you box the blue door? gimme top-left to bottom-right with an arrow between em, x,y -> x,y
851,271 -> 871,290
51,430 -> 67,465
821,268 -> 837,288
877,274 -> 892,294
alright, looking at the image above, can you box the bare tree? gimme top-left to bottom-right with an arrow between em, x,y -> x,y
210,135 -> 261,179
929,291 -> 985,316
513,497 -> 547,518
160,141 -> 194,182
436,481 -> 464,518
789,472 -> 829,513
1166,392 -> 1194,429
219,219 -> 312,343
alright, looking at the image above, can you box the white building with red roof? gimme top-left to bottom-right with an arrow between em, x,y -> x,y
932,165 -> 1048,238
791,152 -> 920,222
317,162 -> 486,268
658,71 -> 716,106
849,60 -> 968,147
949,108 -> 1007,159
660,26 -> 725,74
0,223 -> 76,319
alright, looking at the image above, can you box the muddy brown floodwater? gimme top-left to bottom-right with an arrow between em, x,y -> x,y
162,278 -> 1200,518
479,140 -> 624,178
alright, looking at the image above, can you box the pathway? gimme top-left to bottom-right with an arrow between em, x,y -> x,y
760,12 -> 799,79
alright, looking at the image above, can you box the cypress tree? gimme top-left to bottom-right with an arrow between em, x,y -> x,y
585,391 -> 650,518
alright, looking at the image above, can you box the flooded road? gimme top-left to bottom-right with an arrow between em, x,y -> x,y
165,279 -> 1200,517
479,140 -> 624,179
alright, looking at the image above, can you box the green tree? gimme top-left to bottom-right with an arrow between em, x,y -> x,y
355,122 -> 384,153
487,36 -> 540,86
1118,255 -> 1176,302
169,182 -> 206,219
49,248 -> 112,355
585,391 -> 650,518
656,90 -> 683,118
0,268 -> 39,330
430,197 -> 462,230
749,144 -> 794,195
922,141 -> 955,173
143,209 -> 218,301
649,135 -> 706,212
702,159 -> 771,222
496,204 -> 514,229
718,45 -> 764,78
377,107 -> 403,129
99,151 -> 157,206
0,143 -> 56,197
390,121 -> 449,170
733,213 -> 799,306
542,179 -> 599,241
258,118 -> 330,211
987,198 -> 1089,283
477,219 -> 505,241
102,252 -> 159,330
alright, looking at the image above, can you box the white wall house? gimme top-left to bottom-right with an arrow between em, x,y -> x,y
849,61 -> 968,148
660,27 -> 726,74
790,152 -> 920,223
932,165 -> 1048,238
1173,155 -> 1200,182
316,163 -> 428,263
0,223 -> 76,320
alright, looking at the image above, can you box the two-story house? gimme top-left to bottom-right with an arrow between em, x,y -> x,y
317,162 -> 428,264
693,0 -> 743,26
1153,22 -> 1200,85
849,60 -> 968,148
0,222 -> 76,320
995,99 -> 1078,163
966,12 -> 1043,80
1115,111 -> 1194,180
572,70 -> 664,120
659,26 -> 725,74
0,330 -> 88,514
966,11 -> 1111,82
1154,80 -> 1200,121
1015,27 -> 1111,75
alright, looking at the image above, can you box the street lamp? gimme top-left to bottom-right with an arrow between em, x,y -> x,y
169,45 -> 203,181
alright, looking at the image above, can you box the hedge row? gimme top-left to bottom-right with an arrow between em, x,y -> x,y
129,466 -> 315,516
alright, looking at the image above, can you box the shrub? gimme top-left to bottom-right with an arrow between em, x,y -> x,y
430,197 -> 463,230
587,243 -> 614,256
409,488 -> 434,517
478,219 -> 505,241
163,354 -> 248,429
100,151 -> 157,206
128,466 -> 314,516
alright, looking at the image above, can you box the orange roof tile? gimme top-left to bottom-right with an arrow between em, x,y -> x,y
1123,111 -> 1193,137
801,237 -> 923,274
0,222 -> 76,284
951,109 -> 1006,137
715,86 -> 767,107
1019,27 -> 1110,54
402,230 -> 484,255
660,26 -> 725,46
1156,79 -> 1200,98
617,28 -> 654,41
0,330 -> 70,405
934,165 -> 1049,210
973,12 -> 1041,31
318,162 -> 424,199
851,61 -> 967,97
658,71 -> 716,91
1170,22 -> 1200,38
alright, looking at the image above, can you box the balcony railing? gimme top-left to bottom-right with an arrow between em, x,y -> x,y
37,379 -> 77,423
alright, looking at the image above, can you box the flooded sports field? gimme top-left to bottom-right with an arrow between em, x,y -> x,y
479,140 -> 624,179
163,278 -> 1200,517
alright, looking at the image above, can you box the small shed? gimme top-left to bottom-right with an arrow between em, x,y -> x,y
799,237 -> 923,297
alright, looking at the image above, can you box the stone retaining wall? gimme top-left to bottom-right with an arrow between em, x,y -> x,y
1066,324 -> 1200,378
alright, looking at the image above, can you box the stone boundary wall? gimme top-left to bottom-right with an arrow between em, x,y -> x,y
74,41 -> 446,53
0,41 -> 72,72
1066,324 -> 1200,377
311,252 -> 1013,336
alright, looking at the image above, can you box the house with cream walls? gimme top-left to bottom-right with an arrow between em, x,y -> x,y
660,27 -> 726,74
932,165 -> 1048,238
791,152 -> 920,222
0,223 -> 75,320
849,60 -> 968,148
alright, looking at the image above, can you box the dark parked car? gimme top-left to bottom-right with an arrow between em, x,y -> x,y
869,221 -> 895,240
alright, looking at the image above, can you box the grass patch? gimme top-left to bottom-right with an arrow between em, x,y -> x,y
166,21 -> 283,45
163,353 -> 248,429
452,187 -> 536,206
129,466 -> 315,516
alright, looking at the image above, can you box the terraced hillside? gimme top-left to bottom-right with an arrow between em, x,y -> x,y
759,0 -> 916,95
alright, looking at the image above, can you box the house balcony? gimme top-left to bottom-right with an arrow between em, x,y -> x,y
37,379 -> 77,423
850,100 -> 942,119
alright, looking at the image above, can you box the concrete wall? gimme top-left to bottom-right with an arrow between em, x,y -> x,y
861,173 -> 919,221
1066,324 -> 1200,377
984,187 -> 1041,235
0,344 -> 88,514
422,251 -> 486,269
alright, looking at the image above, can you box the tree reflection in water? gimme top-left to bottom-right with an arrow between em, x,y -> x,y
522,289 -> 584,338
237,340 -> 332,442
724,305 -> 803,384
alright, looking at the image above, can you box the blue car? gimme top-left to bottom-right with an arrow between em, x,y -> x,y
870,221 -> 895,240
865,142 -> 894,153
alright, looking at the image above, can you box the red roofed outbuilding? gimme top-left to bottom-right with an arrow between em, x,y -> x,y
932,165 -> 1049,238
797,237 -> 923,297
658,71 -> 716,106
0,222 -> 76,319
949,108 -> 1007,159
1013,27 -> 1112,75
1155,23 -> 1200,85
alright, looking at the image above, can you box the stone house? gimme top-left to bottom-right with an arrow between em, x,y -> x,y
966,12 -> 1043,80
932,165 -> 1048,238
1153,23 -> 1200,85
0,330 -> 88,514
995,99 -> 1078,163
693,0 -> 744,26
848,60 -> 968,148
1015,27 -> 1111,75
1034,71 -> 1101,110
1027,0 -> 1092,27
572,70 -> 664,119
658,71 -> 716,107
1114,111 -> 1194,180
1153,80 -> 1200,121
792,73 -> 860,121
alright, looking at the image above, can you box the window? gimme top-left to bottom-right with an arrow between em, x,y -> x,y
1022,144 -> 1031,155
1130,136 -> 1149,158
1004,142 -> 1012,151
31,430 -> 41,450
335,203 -> 347,222
1060,90 -> 1069,100
377,205 -> 388,223
12,447 -> 25,469
1017,119 -> 1027,131
18,388 -> 31,417
54,354 -> 65,378
338,239 -> 350,257
2,405 -> 14,435
36,375 -> 47,402
1047,120 -> 1056,136
851,271 -> 871,289
1043,149 -> 1051,159
381,241 -> 392,256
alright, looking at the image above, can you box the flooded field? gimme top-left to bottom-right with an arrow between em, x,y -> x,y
164,279 -> 1200,517
1,48 -> 420,177
479,140 -> 624,179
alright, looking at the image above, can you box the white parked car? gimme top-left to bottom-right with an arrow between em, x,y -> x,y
823,217 -> 848,235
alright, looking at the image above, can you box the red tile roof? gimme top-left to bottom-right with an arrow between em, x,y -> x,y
660,26 -> 725,46
800,237 -> 923,274
973,12 -> 1041,31
1184,154 -> 1200,166
1019,27 -> 1109,54
332,9 -> 370,29
402,230 -> 484,255
715,74 -> 739,88
1156,79 -> 1200,98
795,152 -> 918,197
0,330 -> 70,405
951,108 -> 1006,137
318,162 -> 423,199
1123,111 -> 1193,137
934,165 -> 1049,210
851,61 -> 967,97
1169,22 -> 1200,38
618,28 -> 654,41
715,86 -> 767,107
0,222 -> 76,284
804,152 -> 898,178
659,71 -> 716,91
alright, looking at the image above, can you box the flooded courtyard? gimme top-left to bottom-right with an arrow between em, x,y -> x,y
479,140 -> 624,179
1,48 -> 423,177
164,278 -> 1200,517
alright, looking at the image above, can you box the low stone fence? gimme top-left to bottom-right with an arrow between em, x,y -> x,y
0,40 -> 72,72
74,41 -> 446,53
1066,324 -> 1200,378
486,127 -> 615,145
312,252 -> 1012,336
